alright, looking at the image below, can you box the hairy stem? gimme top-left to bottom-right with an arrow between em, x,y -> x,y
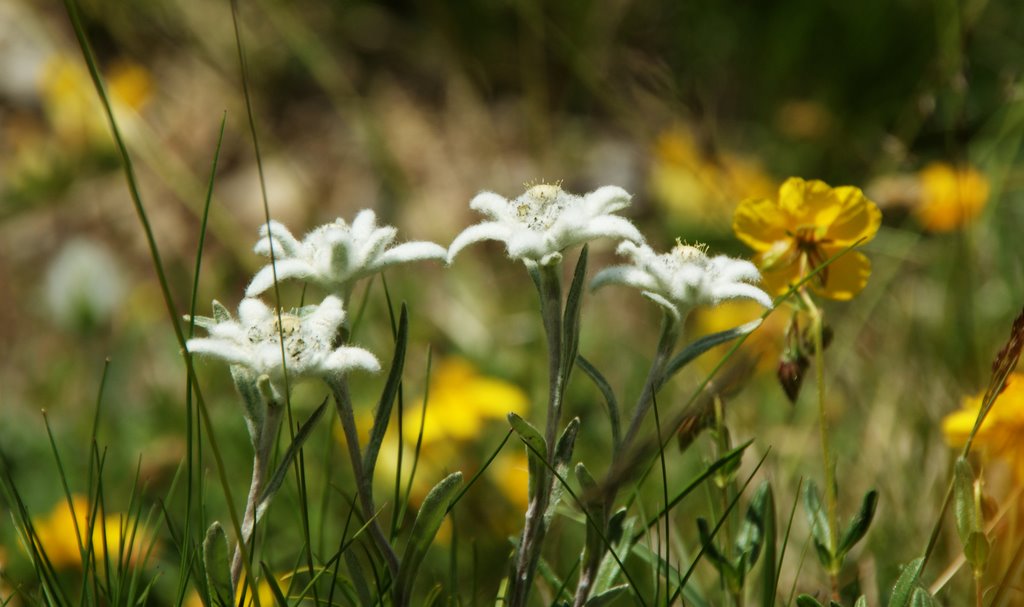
508,264 -> 564,607
230,400 -> 283,593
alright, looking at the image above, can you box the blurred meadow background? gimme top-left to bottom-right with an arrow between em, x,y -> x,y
2,0 -> 1024,605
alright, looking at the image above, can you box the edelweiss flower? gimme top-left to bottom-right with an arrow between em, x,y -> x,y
591,241 -> 772,321
187,296 -> 380,391
447,184 -> 644,266
246,210 -> 447,297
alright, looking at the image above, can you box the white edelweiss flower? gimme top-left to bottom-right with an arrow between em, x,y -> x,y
246,210 -> 447,297
590,241 -> 773,322
447,183 -> 644,266
187,295 -> 380,391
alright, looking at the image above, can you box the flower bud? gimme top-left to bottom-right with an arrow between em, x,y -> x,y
777,355 -> 809,404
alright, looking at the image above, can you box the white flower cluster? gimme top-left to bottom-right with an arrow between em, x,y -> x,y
191,183 -> 772,392
189,210 -> 446,392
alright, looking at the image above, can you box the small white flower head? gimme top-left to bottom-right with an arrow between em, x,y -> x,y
187,295 -> 380,394
591,240 -> 773,322
246,210 -> 447,297
44,238 -> 126,331
447,183 -> 644,266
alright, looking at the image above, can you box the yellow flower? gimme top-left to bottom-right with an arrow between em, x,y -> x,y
183,573 -> 290,607
30,495 -> 156,569
403,357 -> 529,445
689,301 -> 786,374
914,162 -> 989,232
733,177 -> 882,301
943,372 -> 1024,482
650,127 -> 776,227
38,54 -> 152,149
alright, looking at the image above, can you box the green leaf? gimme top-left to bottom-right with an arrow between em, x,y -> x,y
696,518 -> 734,578
910,586 -> 940,607
585,584 -> 628,607
363,304 -> 408,479
737,481 -> 770,575
202,522 -> 232,607
545,418 -> 580,528
662,319 -> 762,383
576,355 -> 621,450
802,480 -> 834,570
562,245 -> 588,384
508,412 -> 547,502
593,509 -> 634,596
953,458 -> 980,548
795,594 -> 824,607
395,471 -> 463,601
837,489 -> 878,557
854,596 -> 868,607
256,398 -> 329,520
964,531 -> 990,573
759,482 -> 778,607
889,557 -> 925,607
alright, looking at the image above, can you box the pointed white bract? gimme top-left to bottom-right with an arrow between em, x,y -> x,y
591,241 -> 773,321
447,184 -> 644,266
246,210 -> 447,297
187,295 -> 380,393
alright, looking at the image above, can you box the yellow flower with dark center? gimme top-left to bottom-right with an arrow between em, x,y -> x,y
943,372 -> 1024,482
733,177 -> 882,301
914,162 -> 989,232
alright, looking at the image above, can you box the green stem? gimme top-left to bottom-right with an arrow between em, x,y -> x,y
800,290 -> 840,597
507,263 -> 567,607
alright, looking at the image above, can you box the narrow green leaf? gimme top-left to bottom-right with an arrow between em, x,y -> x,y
576,355 -> 621,450
662,320 -> 763,382
696,517 -> 732,573
576,462 -> 605,582
363,304 -> 408,479
964,531 -> 990,572
545,418 -> 580,527
802,480 -> 834,568
344,551 -> 373,607
889,557 -> 925,607
585,584 -> 628,607
260,562 -> 289,606
639,439 -> 753,537
737,481 -> 770,572
795,595 -> 824,607
202,522 -> 231,607
508,412 -> 547,502
953,458 -> 979,547
256,398 -> 329,520
854,596 -> 868,607
395,472 -> 463,600
759,482 -> 778,607
592,510 -> 633,596
562,245 -> 589,384
838,490 -> 879,557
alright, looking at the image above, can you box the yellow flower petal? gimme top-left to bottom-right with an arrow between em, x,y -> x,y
733,196 -> 790,252
914,162 -> 989,232
813,248 -> 871,301
825,186 -> 882,246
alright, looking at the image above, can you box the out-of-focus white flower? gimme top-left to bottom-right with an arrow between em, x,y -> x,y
187,296 -> 379,394
591,241 -> 772,322
44,238 -> 126,331
246,210 -> 447,297
447,184 -> 644,266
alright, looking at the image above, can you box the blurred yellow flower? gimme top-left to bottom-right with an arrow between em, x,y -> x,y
490,452 -> 531,511
30,495 -> 156,569
943,372 -> 1024,481
650,127 -> 776,227
403,357 -> 529,445
38,54 -> 151,149
689,300 -> 786,374
184,573 -> 290,607
733,177 -> 882,301
914,162 -> 989,232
